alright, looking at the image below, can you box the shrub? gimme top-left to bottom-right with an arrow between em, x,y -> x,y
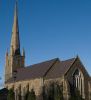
7,89 -> 15,100
43,82 -> 64,100
27,89 -> 36,100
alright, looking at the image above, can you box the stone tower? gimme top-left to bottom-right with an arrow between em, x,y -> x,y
5,1 -> 25,82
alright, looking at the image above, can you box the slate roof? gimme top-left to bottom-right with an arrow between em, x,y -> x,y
45,58 -> 76,79
6,58 -> 76,83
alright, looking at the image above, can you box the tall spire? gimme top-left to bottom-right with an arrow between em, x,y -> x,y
5,0 -> 25,82
10,1 -> 20,55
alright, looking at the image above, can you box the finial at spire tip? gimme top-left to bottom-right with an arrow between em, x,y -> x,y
15,0 -> 18,8
15,0 -> 18,6
16,0 -> 18,3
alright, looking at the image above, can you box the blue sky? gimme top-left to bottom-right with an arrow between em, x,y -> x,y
0,0 -> 91,87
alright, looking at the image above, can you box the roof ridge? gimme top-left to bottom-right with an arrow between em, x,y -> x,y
64,57 -> 77,75
26,58 -> 59,67
43,58 -> 59,78
62,57 -> 76,62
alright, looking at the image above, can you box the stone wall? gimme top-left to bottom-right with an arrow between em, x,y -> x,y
44,77 -> 70,100
5,78 -> 43,100
88,82 -> 91,100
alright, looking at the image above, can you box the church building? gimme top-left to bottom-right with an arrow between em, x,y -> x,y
4,1 -> 91,100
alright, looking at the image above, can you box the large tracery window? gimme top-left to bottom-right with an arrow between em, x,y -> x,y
73,69 -> 84,96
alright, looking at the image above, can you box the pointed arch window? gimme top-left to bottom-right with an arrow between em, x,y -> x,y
73,69 -> 84,96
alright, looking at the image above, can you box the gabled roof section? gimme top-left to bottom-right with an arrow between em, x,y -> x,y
65,56 -> 90,78
45,58 -> 76,79
6,58 -> 59,83
6,56 -> 89,83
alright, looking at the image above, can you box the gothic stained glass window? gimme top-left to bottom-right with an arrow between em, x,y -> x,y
73,69 -> 84,96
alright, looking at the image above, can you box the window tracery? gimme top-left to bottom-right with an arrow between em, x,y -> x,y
73,69 -> 84,96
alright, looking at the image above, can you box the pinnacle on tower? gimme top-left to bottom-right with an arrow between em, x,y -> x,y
22,48 -> 25,57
